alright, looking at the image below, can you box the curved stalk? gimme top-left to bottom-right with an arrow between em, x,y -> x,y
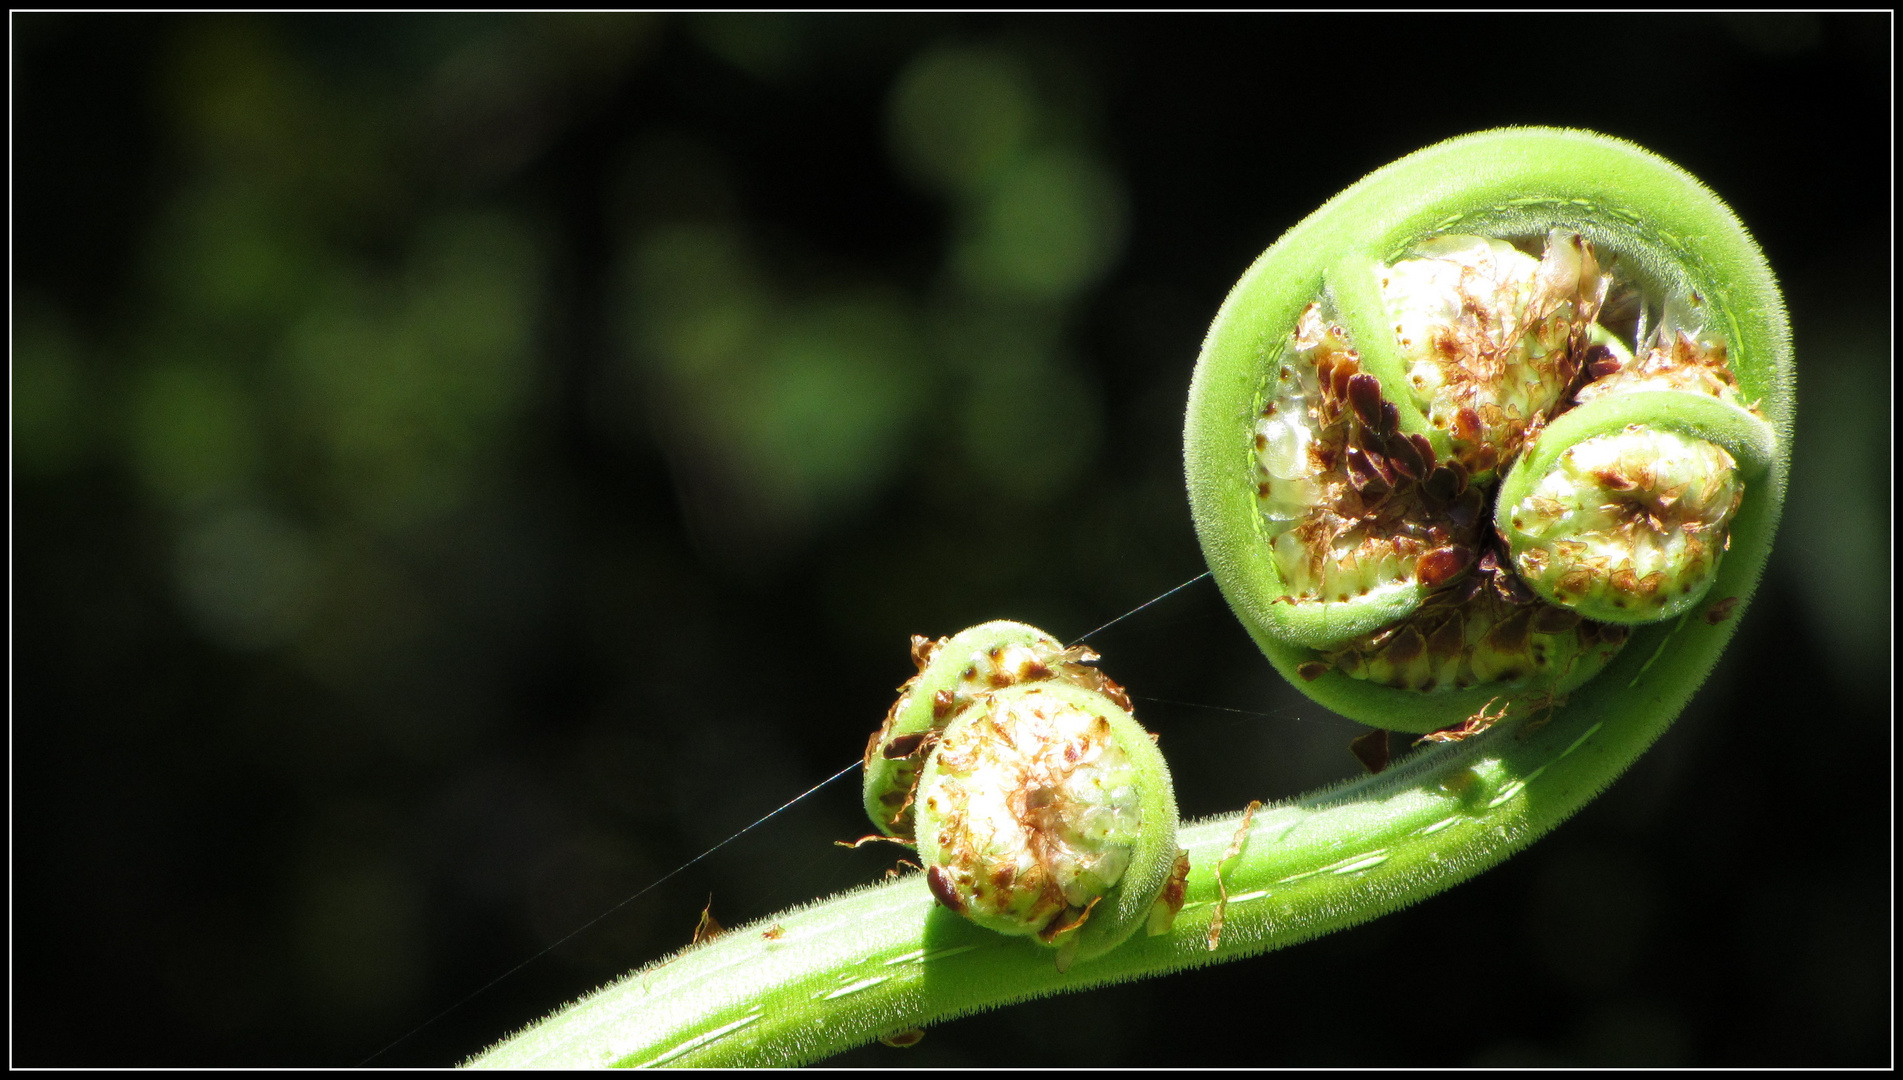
472,633 -> 1713,1068
469,128 -> 1790,1068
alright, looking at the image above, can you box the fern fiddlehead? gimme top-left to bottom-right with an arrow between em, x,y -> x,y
467,128 -> 1790,1068
1187,127 -> 1788,735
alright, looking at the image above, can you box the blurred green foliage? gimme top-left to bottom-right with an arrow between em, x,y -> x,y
12,12 -> 1888,1067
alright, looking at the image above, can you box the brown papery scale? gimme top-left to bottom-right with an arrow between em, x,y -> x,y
1252,304 -> 1486,606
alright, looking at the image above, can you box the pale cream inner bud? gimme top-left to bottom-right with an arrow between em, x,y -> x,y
922,686 -> 1141,939
1382,230 -> 1610,478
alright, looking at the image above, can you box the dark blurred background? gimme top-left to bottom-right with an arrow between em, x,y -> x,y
12,13 -> 1889,1067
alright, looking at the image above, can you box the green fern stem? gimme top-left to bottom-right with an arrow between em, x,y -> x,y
472,642 -> 1709,1068
469,128 -> 1790,1068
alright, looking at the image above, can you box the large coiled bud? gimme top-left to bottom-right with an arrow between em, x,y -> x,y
1187,128 -> 1788,734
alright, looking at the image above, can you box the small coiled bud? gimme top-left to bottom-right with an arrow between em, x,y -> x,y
915,680 -> 1181,970
862,621 -> 1129,841
1503,426 -> 1743,624
861,622 -> 1184,970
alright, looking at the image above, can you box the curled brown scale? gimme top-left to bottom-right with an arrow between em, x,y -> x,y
1253,304 -> 1493,607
